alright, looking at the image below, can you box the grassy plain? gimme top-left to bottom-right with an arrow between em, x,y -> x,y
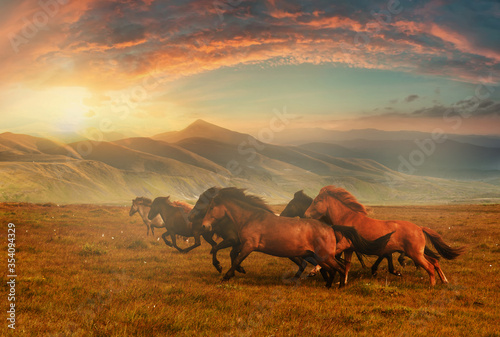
1,202 -> 499,336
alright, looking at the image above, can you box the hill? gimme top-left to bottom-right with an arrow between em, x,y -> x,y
1,121 -> 500,205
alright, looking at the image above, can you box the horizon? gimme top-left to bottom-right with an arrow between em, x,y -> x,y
1,1 -> 499,139
3,118 -> 500,145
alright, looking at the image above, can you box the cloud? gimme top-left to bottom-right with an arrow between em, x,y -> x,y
404,94 -> 419,103
0,0 -> 499,92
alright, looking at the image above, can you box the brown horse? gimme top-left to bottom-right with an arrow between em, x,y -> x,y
148,196 -> 216,253
305,186 -> 466,286
202,188 -> 392,287
129,197 -> 165,236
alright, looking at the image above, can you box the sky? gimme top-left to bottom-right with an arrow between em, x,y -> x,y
0,0 -> 499,140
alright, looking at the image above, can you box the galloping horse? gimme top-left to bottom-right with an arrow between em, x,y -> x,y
129,197 -> 164,236
148,196 -> 217,253
305,186 -> 466,286
188,187 -> 247,275
202,188 -> 392,287
280,190 -> 368,278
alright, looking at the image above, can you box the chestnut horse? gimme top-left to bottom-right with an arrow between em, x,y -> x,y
280,190 -> 368,277
305,186 -> 466,286
148,196 -> 217,253
202,188 -> 392,287
190,187 -> 325,281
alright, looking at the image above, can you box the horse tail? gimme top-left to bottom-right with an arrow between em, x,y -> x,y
422,227 -> 465,260
424,246 -> 440,260
330,225 -> 394,256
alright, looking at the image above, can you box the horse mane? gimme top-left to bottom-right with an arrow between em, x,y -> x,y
172,201 -> 193,214
320,186 -> 367,215
134,197 -> 152,206
293,190 -> 313,203
216,187 -> 273,213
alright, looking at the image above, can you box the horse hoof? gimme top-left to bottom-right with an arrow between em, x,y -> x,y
391,270 -> 402,276
236,267 -> 246,274
307,272 -> 317,278
372,271 -> 378,277
215,265 -> 223,273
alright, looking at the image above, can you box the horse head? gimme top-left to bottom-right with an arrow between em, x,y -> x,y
280,190 -> 313,217
148,196 -> 170,221
129,198 -> 139,216
201,195 -> 227,231
188,187 -> 220,224
304,191 -> 329,219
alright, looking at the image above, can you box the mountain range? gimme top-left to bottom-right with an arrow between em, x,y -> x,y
1,119 -> 499,205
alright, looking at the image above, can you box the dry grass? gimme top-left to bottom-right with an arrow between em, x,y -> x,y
1,202 -> 499,336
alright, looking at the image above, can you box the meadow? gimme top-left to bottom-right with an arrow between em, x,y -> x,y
1,202 -> 499,336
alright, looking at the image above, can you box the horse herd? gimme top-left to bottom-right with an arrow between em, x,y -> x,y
129,186 -> 465,288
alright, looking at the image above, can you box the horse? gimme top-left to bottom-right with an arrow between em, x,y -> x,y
188,187 -> 247,275
201,187 -> 393,287
129,197 -> 165,236
305,185 -> 466,286
148,196 -> 217,253
190,187 -> 318,281
280,190 -> 368,277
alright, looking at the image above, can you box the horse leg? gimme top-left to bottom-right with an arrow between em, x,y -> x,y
355,251 -> 367,269
161,231 -> 173,247
398,253 -> 406,267
319,256 -> 346,288
222,244 -> 253,282
387,254 -> 402,276
425,254 -> 448,284
371,256 -> 384,276
170,234 -> 185,253
151,226 -> 155,236
179,234 -> 202,254
308,265 -> 322,277
408,251 -> 436,286
230,246 -> 246,274
201,232 -> 217,247
146,223 -> 150,236
210,239 -> 239,273
343,250 -> 353,285
288,257 -> 307,281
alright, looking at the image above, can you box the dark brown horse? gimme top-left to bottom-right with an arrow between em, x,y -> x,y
148,196 -> 216,253
202,188 -> 392,287
305,186 -> 466,286
188,187 -> 246,274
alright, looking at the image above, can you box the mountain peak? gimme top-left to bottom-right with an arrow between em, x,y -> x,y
190,119 -> 214,127
153,119 -> 251,144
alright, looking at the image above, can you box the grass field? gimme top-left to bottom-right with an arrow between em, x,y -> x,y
1,202 -> 499,336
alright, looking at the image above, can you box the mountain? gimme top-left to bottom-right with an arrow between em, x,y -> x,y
114,137 -> 228,175
299,139 -> 500,180
153,119 -> 251,144
0,132 -> 82,162
271,127 -> 500,147
1,121 -> 500,205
